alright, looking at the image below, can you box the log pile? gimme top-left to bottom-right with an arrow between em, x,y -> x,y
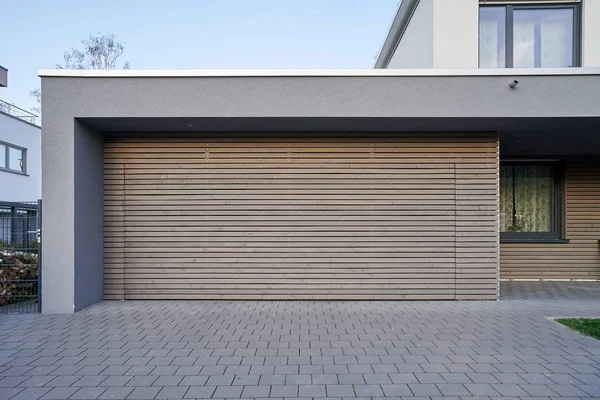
0,251 -> 38,306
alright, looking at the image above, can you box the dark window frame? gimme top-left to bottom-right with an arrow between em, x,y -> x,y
0,140 -> 27,175
479,3 -> 581,68
500,160 -> 565,243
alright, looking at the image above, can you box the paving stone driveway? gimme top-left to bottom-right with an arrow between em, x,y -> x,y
0,282 -> 599,400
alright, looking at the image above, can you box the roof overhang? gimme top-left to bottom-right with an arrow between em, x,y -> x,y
40,68 -> 600,157
38,67 -> 600,78
0,65 -> 7,87
374,0 -> 421,69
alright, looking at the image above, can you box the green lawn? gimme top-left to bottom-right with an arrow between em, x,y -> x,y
556,318 -> 600,340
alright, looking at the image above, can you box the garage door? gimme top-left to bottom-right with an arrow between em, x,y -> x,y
104,137 -> 497,300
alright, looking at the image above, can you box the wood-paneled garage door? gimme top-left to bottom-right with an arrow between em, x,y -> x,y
104,136 -> 499,300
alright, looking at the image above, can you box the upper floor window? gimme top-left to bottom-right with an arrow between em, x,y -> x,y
0,142 -> 26,174
479,4 -> 580,68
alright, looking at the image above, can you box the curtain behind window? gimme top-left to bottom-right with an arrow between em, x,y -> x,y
500,165 -> 553,232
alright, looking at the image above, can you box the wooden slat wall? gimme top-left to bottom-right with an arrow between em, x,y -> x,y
501,160 -> 600,280
104,136 -> 499,300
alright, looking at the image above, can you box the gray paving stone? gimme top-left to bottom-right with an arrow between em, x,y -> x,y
464,383 -> 500,396
338,374 -> 365,384
8,387 -> 51,400
18,375 -> 55,387
311,374 -> 338,384
69,386 -> 107,399
46,375 -> 81,387
183,385 -> 216,399
415,373 -> 445,383
436,383 -> 470,396
97,386 -> 135,399
0,376 -> 28,387
127,386 -> 161,399
380,383 -> 412,396
546,384 -> 590,396
409,383 -> 443,396
363,373 -> 392,384
326,384 -> 355,397
491,383 -> 530,397
214,385 -> 244,398
299,384 -> 326,397
232,375 -> 260,385
241,385 -> 271,398
155,385 -> 190,399
285,374 -> 310,385
39,387 -> 80,399
1,282 -> 600,400
0,388 -> 23,400
353,384 -> 384,397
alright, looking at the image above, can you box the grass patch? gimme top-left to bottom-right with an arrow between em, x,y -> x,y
555,318 -> 600,340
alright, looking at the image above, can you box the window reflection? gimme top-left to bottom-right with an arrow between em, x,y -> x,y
480,7 -> 506,68
513,8 -> 574,68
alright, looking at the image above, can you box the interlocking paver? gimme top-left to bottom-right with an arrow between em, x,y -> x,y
380,383 -> 412,396
69,386 -> 107,399
1,282 -> 600,400
8,387 -> 50,400
326,384 -> 355,397
183,385 -> 215,399
39,387 -> 80,399
409,383 -> 443,396
155,385 -> 189,399
97,386 -> 134,399
241,385 -> 271,398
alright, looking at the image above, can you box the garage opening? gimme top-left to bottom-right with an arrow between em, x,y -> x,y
104,136 -> 497,300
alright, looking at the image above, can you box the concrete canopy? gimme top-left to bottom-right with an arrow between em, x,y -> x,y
39,69 -> 600,313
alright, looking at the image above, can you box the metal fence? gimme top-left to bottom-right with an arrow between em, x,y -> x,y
0,200 -> 41,313
0,99 -> 40,125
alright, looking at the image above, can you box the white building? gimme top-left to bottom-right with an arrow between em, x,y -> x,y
0,66 -> 41,202
376,0 -> 600,69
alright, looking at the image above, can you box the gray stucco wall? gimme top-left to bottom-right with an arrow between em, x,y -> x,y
41,79 -> 75,314
43,74 -> 600,119
40,72 -> 600,313
74,121 -> 104,310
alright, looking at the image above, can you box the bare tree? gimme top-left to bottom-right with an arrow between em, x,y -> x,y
57,32 -> 130,70
29,89 -> 41,117
31,32 -> 130,120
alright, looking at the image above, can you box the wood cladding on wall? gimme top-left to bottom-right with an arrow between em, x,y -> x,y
104,136 -> 499,300
501,160 -> 600,280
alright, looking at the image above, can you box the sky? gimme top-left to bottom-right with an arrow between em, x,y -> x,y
1,0 -> 400,113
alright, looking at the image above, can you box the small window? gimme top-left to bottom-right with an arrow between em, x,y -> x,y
479,4 -> 580,68
500,162 -> 563,241
8,147 -> 24,172
0,142 -> 26,174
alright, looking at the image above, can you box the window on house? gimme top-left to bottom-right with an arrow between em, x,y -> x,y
0,145 -> 5,169
479,4 -> 580,68
0,142 -> 26,174
500,162 -> 563,241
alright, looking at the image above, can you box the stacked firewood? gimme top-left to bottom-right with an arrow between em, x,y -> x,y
0,251 -> 38,306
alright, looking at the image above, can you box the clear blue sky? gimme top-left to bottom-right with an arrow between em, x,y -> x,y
1,0 -> 399,113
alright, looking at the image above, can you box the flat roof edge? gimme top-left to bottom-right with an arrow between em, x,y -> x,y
38,68 -> 600,78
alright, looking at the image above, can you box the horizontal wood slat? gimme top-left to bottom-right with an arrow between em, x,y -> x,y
501,160 -> 600,280
104,136 -> 499,300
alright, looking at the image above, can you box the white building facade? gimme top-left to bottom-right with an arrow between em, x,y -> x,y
376,0 -> 600,70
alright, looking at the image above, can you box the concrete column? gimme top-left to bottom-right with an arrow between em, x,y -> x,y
583,0 -> 600,67
41,80 -> 104,313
